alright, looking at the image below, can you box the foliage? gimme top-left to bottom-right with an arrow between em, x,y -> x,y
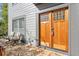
0,3 -> 8,37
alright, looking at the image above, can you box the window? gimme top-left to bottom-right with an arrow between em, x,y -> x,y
40,13 -> 49,22
12,17 -> 26,36
54,10 -> 65,20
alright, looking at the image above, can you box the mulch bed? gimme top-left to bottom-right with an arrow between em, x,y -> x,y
4,45 -> 63,56
0,39 -> 63,56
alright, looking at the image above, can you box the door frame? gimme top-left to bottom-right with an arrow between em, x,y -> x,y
37,4 -> 69,52
51,7 -> 68,51
39,12 -> 52,48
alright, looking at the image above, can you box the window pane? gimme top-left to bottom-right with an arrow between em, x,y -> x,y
19,18 -> 25,28
19,18 -> 26,35
12,20 -> 18,31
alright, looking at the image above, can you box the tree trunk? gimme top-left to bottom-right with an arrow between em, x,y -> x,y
0,46 -> 5,56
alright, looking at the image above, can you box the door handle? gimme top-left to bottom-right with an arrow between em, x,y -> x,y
51,28 -> 54,36
51,28 -> 54,32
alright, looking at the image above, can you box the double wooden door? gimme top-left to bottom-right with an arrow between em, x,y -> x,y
40,7 -> 68,51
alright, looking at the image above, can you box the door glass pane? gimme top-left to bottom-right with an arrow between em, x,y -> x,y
54,12 -> 58,20
58,11 -> 61,20
61,10 -> 65,20
40,13 -> 49,22
54,10 -> 65,20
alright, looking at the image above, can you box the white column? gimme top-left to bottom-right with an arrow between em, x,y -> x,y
8,3 -> 12,35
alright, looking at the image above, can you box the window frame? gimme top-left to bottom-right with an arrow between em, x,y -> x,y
12,15 -> 26,36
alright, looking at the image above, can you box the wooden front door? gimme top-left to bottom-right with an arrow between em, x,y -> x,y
40,12 -> 51,47
52,8 -> 68,51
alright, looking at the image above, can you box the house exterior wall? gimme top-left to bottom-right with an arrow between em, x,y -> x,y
8,3 -> 62,45
8,3 -> 39,45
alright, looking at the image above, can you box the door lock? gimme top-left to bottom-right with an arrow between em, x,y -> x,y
51,28 -> 54,32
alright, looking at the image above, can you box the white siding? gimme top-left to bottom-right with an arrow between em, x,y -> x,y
12,4 -> 36,34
